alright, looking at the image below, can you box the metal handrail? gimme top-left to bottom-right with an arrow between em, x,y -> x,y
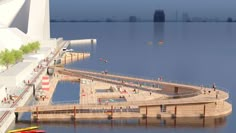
66,68 -> 230,94
50,100 -> 80,105
68,68 -> 184,84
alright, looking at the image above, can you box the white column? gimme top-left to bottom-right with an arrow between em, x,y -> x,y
27,0 -> 50,40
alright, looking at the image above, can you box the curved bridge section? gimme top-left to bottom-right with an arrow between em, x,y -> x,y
59,68 -> 203,99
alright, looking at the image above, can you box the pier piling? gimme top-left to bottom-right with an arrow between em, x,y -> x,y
73,106 -> 76,120
174,106 -> 177,118
70,53 -> 72,62
111,105 -> 113,119
174,87 -> 179,94
203,104 -> 206,118
33,84 -> 36,96
64,54 -> 66,64
36,106 -> 39,121
145,106 -> 148,118
15,112 -> 18,122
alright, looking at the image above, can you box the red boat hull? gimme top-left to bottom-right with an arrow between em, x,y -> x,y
17,130 -> 46,133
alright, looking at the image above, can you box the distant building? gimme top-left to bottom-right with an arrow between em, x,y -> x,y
227,17 -> 233,22
182,12 -> 190,22
106,18 -> 113,22
175,10 -> 178,22
153,10 -> 165,22
129,16 -> 137,22
191,17 -> 204,22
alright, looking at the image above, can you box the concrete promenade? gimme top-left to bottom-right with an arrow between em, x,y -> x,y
37,77 -> 59,105
0,40 -> 70,132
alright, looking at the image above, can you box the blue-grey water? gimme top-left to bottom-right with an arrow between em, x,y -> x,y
52,81 -> 80,102
17,22 -> 235,133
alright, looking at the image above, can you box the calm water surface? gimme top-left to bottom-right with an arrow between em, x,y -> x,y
52,81 -> 80,102
17,22 -> 236,133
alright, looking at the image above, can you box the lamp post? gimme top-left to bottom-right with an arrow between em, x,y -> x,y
5,87 -> 8,99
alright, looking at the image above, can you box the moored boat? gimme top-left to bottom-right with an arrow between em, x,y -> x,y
8,126 -> 45,133
16,130 -> 46,133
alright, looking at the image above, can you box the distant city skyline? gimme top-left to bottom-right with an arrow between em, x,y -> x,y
50,0 -> 236,21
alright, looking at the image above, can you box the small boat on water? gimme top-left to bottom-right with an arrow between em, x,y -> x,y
65,48 -> 74,52
99,58 -> 108,63
158,40 -> 164,45
8,126 -> 46,133
16,130 -> 46,133
147,41 -> 153,45
62,48 -> 74,52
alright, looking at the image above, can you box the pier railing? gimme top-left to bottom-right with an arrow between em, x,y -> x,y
65,67 -> 229,95
61,68 -> 203,96
40,91 -> 206,109
50,100 -> 80,105
67,67 -> 157,81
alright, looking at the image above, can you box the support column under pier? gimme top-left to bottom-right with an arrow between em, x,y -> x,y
203,104 -> 206,118
174,106 -> 177,118
32,84 -> 36,96
74,106 -> 76,119
15,112 -> 19,122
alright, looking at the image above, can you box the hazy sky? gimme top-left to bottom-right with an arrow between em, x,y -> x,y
50,0 -> 236,20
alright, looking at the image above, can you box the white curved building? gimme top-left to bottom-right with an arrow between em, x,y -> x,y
0,0 -> 51,51
0,1 -> 54,132
0,0 -> 26,28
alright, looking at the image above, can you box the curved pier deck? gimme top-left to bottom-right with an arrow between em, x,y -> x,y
15,67 -> 232,121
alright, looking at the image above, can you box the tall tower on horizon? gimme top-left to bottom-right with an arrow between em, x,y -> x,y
182,12 -> 190,22
153,10 -> 165,22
